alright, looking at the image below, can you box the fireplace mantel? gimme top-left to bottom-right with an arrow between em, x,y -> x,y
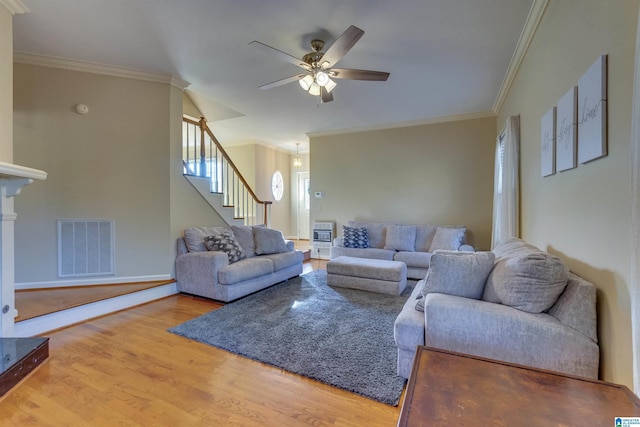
0,161 -> 47,336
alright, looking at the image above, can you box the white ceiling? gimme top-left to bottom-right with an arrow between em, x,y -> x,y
12,0 -> 535,152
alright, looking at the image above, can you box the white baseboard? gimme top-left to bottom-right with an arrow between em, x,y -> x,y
15,274 -> 174,290
14,283 -> 178,337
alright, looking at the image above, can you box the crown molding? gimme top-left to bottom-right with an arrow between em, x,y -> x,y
492,0 -> 549,114
307,110 -> 496,139
0,0 -> 29,14
13,52 -> 190,90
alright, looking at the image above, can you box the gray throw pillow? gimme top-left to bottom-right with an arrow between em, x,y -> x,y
429,227 -> 466,252
204,231 -> 246,264
487,250 -> 569,313
253,227 -> 289,255
184,226 -> 230,252
384,224 -> 417,251
231,225 -> 256,257
415,250 -> 495,311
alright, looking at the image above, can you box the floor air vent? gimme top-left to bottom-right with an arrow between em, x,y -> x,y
58,220 -> 114,278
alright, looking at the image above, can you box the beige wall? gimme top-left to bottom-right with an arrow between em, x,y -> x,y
0,7 -> 13,162
309,117 -> 496,250
13,63 -> 224,284
255,144 -> 292,235
497,0 -> 638,388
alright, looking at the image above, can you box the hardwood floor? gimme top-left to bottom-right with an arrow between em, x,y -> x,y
1,259 -> 401,426
15,280 -> 175,321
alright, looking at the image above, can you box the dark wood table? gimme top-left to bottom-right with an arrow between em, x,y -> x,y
398,346 -> 640,426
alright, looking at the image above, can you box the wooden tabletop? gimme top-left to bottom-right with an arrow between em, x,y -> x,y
398,346 -> 640,426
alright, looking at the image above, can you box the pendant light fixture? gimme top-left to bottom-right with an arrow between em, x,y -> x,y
293,143 -> 303,169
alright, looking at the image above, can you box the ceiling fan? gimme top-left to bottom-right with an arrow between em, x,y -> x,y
249,25 -> 390,103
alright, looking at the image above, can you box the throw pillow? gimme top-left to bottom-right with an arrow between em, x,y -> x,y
414,225 -> 438,252
348,221 -> 386,249
428,227 -> 466,252
184,226 -> 230,252
253,227 -> 289,255
384,224 -> 417,252
415,250 -> 495,312
486,250 -> 569,313
342,225 -> 369,249
231,225 -> 256,257
204,231 -> 247,264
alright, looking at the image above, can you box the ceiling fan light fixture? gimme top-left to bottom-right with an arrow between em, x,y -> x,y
308,82 -> 321,96
315,71 -> 329,87
299,75 -> 314,91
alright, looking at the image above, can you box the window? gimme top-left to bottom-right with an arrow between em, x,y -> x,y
271,171 -> 284,201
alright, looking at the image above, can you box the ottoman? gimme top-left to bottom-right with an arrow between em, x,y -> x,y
326,256 -> 407,295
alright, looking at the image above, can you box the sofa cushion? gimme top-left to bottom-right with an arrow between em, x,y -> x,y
415,250 -> 495,311
484,238 -> 569,313
253,227 -> 289,255
348,221 -> 386,249
204,232 -> 247,264
342,225 -> 369,248
184,226 -> 230,252
393,251 -> 433,268
231,225 -> 257,257
331,246 -> 395,261
414,225 -> 438,252
429,227 -> 466,252
261,250 -> 304,271
384,224 -> 417,251
218,257 -> 274,285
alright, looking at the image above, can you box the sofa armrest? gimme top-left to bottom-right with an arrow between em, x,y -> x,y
284,240 -> 295,251
423,293 -> 599,379
176,251 -> 229,293
458,244 -> 474,252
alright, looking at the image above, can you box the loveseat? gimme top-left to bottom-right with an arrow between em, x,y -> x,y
176,225 -> 303,302
394,238 -> 599,379
330,221 -> 473,279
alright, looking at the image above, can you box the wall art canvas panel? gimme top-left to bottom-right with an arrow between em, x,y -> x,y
556,86 -> 578,171
578,54 -> 608,164
541,106 -> 556,177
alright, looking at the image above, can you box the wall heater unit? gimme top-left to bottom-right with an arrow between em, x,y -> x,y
311,221 -> 335,260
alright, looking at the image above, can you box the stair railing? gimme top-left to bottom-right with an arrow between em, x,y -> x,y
182,116 -> 271,226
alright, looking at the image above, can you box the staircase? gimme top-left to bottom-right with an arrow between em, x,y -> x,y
182,116 -> 271,226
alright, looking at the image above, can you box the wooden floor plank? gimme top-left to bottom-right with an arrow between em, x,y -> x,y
1,260 -> 400,426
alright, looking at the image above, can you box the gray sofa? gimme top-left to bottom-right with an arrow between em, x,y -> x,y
394,238 -> 599,379
176,225 -> 303,302
330,221 -> 473,279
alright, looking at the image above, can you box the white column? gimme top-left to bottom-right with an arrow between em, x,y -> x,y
0,178 -> 30,336
0,165 -> 46,337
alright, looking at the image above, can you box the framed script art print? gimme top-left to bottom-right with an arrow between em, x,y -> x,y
541,106 -> 556,177
556,86 -> 578,171
578,55 -> 608,164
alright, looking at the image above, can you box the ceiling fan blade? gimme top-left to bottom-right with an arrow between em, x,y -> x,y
320,25 -> 365,68
321,86 -> 334,103
259,74 -> 307,90
330,68 -> 390,81
249,41 -> 311,70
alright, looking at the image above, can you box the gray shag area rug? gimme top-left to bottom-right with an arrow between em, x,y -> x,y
168,270 -> 415,405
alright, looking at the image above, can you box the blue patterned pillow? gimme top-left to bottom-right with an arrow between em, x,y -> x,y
342,226 -> 369,249
204,232 -> 247,264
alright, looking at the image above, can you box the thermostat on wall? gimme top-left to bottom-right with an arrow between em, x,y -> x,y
315,191 -> 324,198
